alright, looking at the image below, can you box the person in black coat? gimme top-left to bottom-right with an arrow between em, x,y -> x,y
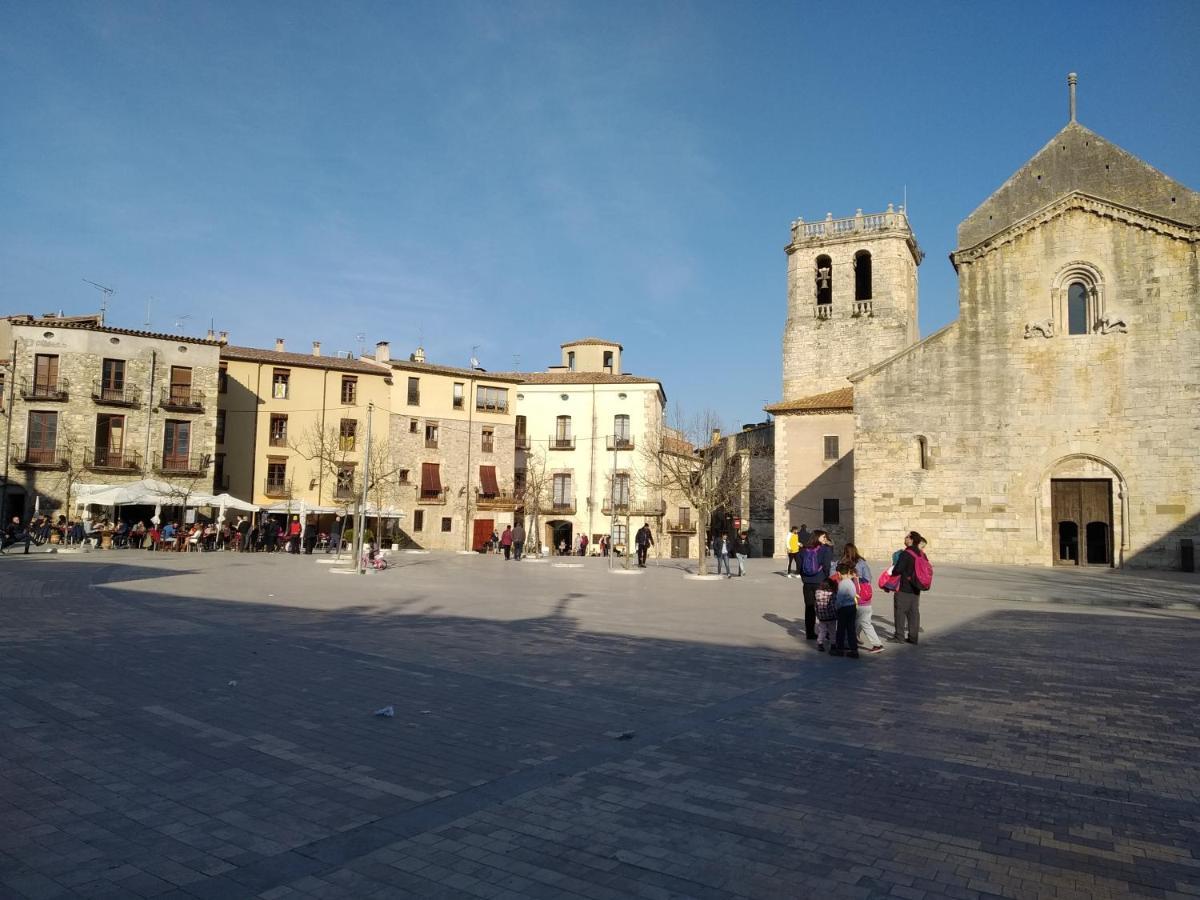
890,531 -> 926,644
302,520 -> 318,555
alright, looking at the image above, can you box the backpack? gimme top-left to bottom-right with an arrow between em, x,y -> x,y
877,566 -> 900,593
814,588 -> 837,621
800,546 -> 824,578
907,548 -> 934,591
857,579 -> 873,604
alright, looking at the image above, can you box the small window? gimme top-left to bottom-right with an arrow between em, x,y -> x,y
481,427 -> 494,453
425,421 -> 439,449
453,382 -> 464,410
823,498 -> 840,525
1067,281 -> 1089,335
409,418 -> 419,434
476,385 -> 508,412
567,351 -> 576,371
603,350 -> 614,371
398,468 -> 410,484
917,436 -> 930,470
823,435 -> 839,461
218,364 -> 228,394
272,369 -> 290,400
413,510 -> 424,532
339,418 -> 357,451
407,377 -> 420,406
441,517 -> 452,533
340,376 -> 357,405
269,413 -> 288,447
216,409 -> 226,444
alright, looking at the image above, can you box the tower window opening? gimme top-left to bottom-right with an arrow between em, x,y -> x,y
1067,281 -> 1089,335
854,251 -> 872,301
815,255 -> 832,305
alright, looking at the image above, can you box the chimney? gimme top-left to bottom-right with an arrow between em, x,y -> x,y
218,331 -> 228,345
411,346 -> 425,363
375,340 -> 391,363
710,427 -> 721,445
206,329 -> 215,340
312,341 -> 321,357
275,338 -> 285,352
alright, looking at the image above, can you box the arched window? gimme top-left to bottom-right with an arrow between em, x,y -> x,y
854,250 -> 872,301
815,255 -> 832,305
1067,282 -> 1089,335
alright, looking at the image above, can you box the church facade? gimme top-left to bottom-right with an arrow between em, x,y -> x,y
773,80 -> 1200,569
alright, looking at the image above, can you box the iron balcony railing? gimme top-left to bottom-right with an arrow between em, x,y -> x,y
417,488 -> 447,505
542,500 -> 576,515
603,499 -> 666,517
475,489 -> 518,510
154,452 -> 209,475
92,379 -> 142,407
334,482 -> 359,500
666,518 -> 693,533
159,387 -> 205,412
515,434 -> 530,450
606,435 -> 635,451
20,377 -> 69,401
550,435 -> 575,450
263,479 -> 290,498
11,442 -> 70,469
85,447 -> 142,472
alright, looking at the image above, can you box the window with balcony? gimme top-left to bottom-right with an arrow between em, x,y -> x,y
272,368 -> 290,400
216,409 -> 226,444
340,376 -> 357,405
425,421 -> 438,449
515,414 -> 528,449
32,354 -> 61,398
169,366 -> 193,405
335,464 -> 355,499
339,418 -> 357,451
481,427 -> 493,453
26,410 -> 58,464
407,376 -> 420,406
163,420 -> 191,470
420,462 -> 442,499
552,474 -> 572,508
269,414 -> 288,447
678,507 -> 691,528
554,415 -> 572,449
612,473 -> 631,505
100,358 -> 126,401
266,459 -> 287,494
613,414 -> 631,448
94,414 -> 126,468
476,385 -> 508,412
453,382 -> 464,410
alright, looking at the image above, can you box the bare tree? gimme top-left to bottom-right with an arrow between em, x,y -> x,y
290,423 -> 354,505
516,446 -> 551,557
49,422 -> 89,520
640,407 -> 745,575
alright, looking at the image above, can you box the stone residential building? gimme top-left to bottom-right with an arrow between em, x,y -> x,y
708,421 -> 776,558
218,339 -> 394,518
377,345 -> 522,553
0,313 -> 221,520
493,338 -> 669,556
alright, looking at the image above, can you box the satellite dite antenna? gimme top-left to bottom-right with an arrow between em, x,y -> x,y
82,278 -> 114,324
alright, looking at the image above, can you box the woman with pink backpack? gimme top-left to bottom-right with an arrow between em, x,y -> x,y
888,531 -> 932,645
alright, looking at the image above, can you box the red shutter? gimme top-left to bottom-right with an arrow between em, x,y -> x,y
479,465 -> 499,496
421,462 -> 442,495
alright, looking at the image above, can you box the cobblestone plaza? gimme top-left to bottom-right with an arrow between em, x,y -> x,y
1,552 -> 1198,899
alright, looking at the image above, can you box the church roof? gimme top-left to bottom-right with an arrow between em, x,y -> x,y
560,337 -> 623,349
957,121 -> 1200,249
764,386 -> 853,414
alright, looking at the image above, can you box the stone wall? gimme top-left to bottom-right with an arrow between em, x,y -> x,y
772,410 -> 855,555
853,205 -> 1200,567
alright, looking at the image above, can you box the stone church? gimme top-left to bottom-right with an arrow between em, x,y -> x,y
771,76 -> 1199,569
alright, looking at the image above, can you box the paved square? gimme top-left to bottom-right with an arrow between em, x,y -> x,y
1,550 -> 1198,899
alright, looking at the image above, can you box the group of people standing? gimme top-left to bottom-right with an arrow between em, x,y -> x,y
788,524 -> 930,659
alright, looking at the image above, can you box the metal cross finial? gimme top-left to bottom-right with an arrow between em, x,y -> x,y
1068,72 -> 1077,123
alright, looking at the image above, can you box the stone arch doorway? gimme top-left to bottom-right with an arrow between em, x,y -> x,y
546,519 -> 572,556
1039,454 -> 1126,568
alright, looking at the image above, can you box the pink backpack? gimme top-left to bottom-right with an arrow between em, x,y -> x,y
907,548 -> 933,591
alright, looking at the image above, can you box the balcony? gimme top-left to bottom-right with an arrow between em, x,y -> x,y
20,377 -> 69,402
263,479 -> 290,499
92,380 -> 142,408
606,435 -> 635,451
852,300 -> 874,318
666,519 -> 694,533
11,443 -> 69,469
154,452 -> 209,476
791,207 -> 912,243
418,489 -> 447,505
541,500 -> 576,515
159,388 -> 205,413
550,436 -> 575,451
424,438 -> 439,450
813,304 -> 833,320
85,447 -> 142,473
604,498 -> 666,517
475,489 -> 518,511
334,482 -> 358,501
515,434 -> 530,451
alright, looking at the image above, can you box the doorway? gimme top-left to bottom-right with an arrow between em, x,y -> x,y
1051,479 -> 1113,566
546,520 -> 572,556
671,535 -> 689,559
472,518 -> 494,553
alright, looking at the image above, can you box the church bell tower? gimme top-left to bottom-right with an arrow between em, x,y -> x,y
781,205 -> 923,398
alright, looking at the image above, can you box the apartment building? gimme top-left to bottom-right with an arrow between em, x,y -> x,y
380,345 -> 521,552
494,338 -> 670,555
218,339 -> 393,515
0,313 -> 220,519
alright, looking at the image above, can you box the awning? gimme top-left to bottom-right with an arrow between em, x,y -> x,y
421,462 -> 442,494
479,465 -> 499,496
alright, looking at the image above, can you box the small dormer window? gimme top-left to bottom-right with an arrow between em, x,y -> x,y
567,351 -> 576,371
603,350 -> 613,371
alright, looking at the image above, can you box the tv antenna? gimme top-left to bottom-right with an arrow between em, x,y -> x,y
512,353 -> 520,370
355,332 -> 366,357
145,296 -> 155,328
174,313 -> 192,334
82,278 -> 114,324
470,344 -> 480,370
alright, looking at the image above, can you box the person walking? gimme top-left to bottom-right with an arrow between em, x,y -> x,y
799,530 -> 835,640
302,518 -> 318,554
785,526 -> 801,577
734,531 -> 750,577
500,525 -> 513,560
890,531 -> 928,644
512,522 -> 525,560
578,533 -> 589,557
839,543 -> 882,652
713,533 -> 731,577
635,522 -> 654,567
287,516 -> 302,554
830,562 -> 860,659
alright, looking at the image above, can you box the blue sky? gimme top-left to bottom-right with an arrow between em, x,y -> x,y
2,2 -> 1197,427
